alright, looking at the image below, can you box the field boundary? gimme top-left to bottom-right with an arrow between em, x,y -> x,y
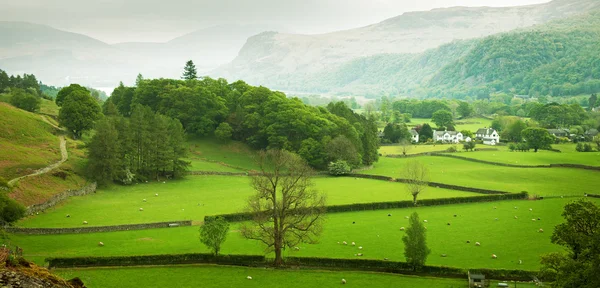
25,182 -> 97,215
7,220 -> 192,235
205,192 -> 528,222
386,152 -> 600,171
45,254 -> 540,281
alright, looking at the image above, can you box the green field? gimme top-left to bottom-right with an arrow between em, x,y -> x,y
54,265 -> 475,288
379,144 -> 468,155
12,198 -> 593,270
363,156 -> 600,196
408,117 -> 493,132
18,176 -> 475,228
446,145 -> 600,166
39,99 -> 59,117
187,137 -> 259,170
187,158 -> 244,172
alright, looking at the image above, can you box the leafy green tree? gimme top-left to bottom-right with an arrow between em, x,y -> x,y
326,135 -> 361,167
460,130 -> 474,138
589,93 -> 598,111
418,124 -> 433,143
102,100 -> 119,116
457,102 -> 474,118
87,118 -> 120,186
200,217 -> 230,256
182,60 -> 198,80
328,160 -> 351,176
403,212 -> 431,271
463,141 -> 476,151
135,73 -> 144,87
540,200 -> 600,288
431,110 -> 454,129
215,122 -> 233,142
382,123 -> 410,144
503,119 -> 528,142
522,127 -> 554,152
9,88 -> 40,112
298,138 -> 328,170
55,84 -> 89,107
58,90 -> 102,138
0,192 -> 26,225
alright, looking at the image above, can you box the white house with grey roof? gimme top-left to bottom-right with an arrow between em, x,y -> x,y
433,130 -> 463,143
475,128 -> 499,145
410,129 -> 419,143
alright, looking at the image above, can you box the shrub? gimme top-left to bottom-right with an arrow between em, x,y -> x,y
576,143 -> 584,152
0,177 -> 9,191
446,146 -> 457,153
516,143 -> 530,152
214,123 -> 233,142
328,160 -> 351,176
9,89 -> 41,112
463,141 -> 476,152
0,193 -> 26,224
583,143 -> 593,152
508,143 -> 516,152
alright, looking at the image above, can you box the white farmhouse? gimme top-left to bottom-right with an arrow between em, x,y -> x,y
475,128 -> 500,145
410,129 -> 419,143
433,130 -> 463,143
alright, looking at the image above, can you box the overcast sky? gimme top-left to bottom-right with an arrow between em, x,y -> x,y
0,0 -> 551,43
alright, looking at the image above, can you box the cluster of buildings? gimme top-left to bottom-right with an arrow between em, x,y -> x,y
408,128 -> 500,145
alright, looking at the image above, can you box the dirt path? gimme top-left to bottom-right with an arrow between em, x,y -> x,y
8,116 -> 69,186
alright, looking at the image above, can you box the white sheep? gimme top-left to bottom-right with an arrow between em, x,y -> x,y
514,216 -> 518,219
519,260 -> 522,265
162,181 -> 166,184
492,254 -> 497,259
294,247 -> 300,251
358,246 -> 363,250
98,242 -> 104,247
514,206 -> 518,209
400,227 -> 405,231
337,242 -> 340,244
83,221 -> 88,225
155,193 -> 158,196
529,208 -> 533,211
495,218 -> 498,221
493,206 -> 497,209
351,242 -> 356,246
66,214 -> 70,218
423,220 -> 428,223
143,199 -> 146,202
475,242 -> 481,246
357,253 -> 363,256
531,219 -> 536,221
343,241 -> 347,245
539,228 -> 544,233
405,216 -> 409,219
247,276 -> 252,280
341,279 -> 346,284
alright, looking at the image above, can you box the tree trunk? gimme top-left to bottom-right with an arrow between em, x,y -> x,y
413,194 -> 418,206
274,244 -> 283,267
534,148 -> 538,152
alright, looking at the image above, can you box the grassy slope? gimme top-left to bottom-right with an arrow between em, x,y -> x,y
12,198 -> 595,271
363,156 -> 600,196
39,99 -> 59,117
54,265 -> 474,288
17,176 -> 473,228
187,137 -> 259,171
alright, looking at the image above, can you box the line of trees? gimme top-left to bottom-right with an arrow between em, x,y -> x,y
103,75 -> 380,170
87,104 -> 189,186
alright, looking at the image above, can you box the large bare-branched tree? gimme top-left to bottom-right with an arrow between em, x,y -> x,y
240,149 -> 326,266
402,160 -> 429,205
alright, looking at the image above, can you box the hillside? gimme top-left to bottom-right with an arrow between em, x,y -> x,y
213,0 -> 600,91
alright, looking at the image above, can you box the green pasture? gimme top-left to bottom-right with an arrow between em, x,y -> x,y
186,158 -> 243,172
364,156 -> 600,197
39,99 -> 59,117
408,117 -> 493,132
54,265 -> 473,288
17,176 -> 473,228
379,144 -> 465,155
187,137 -> 258,170
12,198 -> 595,270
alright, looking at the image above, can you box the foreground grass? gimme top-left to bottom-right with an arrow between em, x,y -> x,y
364,156 -> 600,197
18,176 -> 473,228
0,103 -> 61,179
12,198 -> 594,270
54,265 -> 471,288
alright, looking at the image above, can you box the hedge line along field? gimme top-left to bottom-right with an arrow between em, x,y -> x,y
17,176 -> 475,228
442,145 -> 600,167
13,198 -> 595,270
363,156 -> 600,197
54,265 -> 476,288
408,117 -> 493,132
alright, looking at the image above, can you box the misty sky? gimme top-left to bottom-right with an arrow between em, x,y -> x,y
0,0 -> 551,43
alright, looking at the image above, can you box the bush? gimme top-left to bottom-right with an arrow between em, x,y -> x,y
508,143 -> 516,152
214,123 -> 233,142
463,141 -> 476,152
584,143 -> 593,152
516,143 -> 530,152
0,193 -> 26,224
9,89 -> 41,112
446,146 -> 457,153
576,142 -> 584,152
0,177 -> 9,191
328,160 -> 351,176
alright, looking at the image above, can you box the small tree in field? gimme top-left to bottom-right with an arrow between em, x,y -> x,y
402,160 -> 429,205
463,141 -> 476,152
403,212 -> 431,271
241,150 -> 326,267
399,139 -> 411,156
200,217 -> 230,256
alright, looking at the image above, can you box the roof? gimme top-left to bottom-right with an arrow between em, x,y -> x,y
476,128 -> 496,135
434,131 -> 461,137
547,129 -> 568,135
410,129 -> 419,136
585,129 -> 598,136
468,271 -> 485,279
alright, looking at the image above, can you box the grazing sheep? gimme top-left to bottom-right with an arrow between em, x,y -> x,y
337,242 -> 340,244
539,229 -> 544,233
514,216 -> 518,219
66,214 -> 70,218
352,221 -> 355,224
83,221 -> 88,225
495,218 -> 498,221
162,181 -> 166,184
143,199 -> 146,202
475,242 -> 481,246
400,227 -> 405,231
492,254 -> 497,259
341,279 -> 346,284
294,247 -> 300,251
357,253 -> 363,256
247,276 -> 252,280
529,208 -> 533,211
98,242 -> 104,247
351,242 -> 356,246
139,208 -> 144,211
343,241 -> 347,245
405,216 -> 409,219
384,258 -> 389,261
519,260 -> 523,265
155,193 -> 158,196
423,220 -> 428,223
358,246 -> 363,250
493,206 -> 497,209
514,206 -> 518,209
441,254 -> 447,257
388,214 -> 392,217
532,219 -> 537,221
36,212 -> 39,215
538,218 -> 541,221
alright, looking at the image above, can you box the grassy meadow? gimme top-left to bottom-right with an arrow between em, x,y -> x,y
187,137 -> 259,171
18,175 -> 475,228
54,265 -> 476,288
363,156 -> 600,196
11,198 -> 593,270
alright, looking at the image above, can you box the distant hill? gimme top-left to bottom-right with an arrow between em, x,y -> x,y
213,0 -> 600,96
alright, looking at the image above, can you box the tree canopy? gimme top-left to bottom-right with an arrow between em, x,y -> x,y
58,89 -> 102,138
